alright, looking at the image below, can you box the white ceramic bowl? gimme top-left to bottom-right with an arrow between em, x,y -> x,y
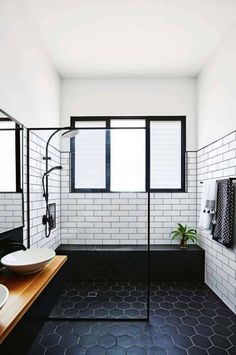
1,248 -> 55,274
0,284 -> 9,310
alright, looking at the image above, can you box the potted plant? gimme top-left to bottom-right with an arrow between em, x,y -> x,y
171,223 -> 197,249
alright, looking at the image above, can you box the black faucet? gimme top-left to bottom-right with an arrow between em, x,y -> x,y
0,241 -> 27,251
0,241 -> 27,269
7,242 -> 26,251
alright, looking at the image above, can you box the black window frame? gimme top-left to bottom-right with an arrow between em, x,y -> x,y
0,117 -> 22,193
70,116 -> 186,193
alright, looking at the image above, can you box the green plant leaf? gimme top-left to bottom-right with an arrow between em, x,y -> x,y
170,223 -> 198,243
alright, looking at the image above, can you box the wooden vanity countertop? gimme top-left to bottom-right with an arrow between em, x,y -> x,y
0,255 -> 67,344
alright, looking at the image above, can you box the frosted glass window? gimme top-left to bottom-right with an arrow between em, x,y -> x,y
110,120 -> 145,192
74,121 -> 106,189
72,118 -> 184,192
0,120 -> 16,192
150,121 -> 182,189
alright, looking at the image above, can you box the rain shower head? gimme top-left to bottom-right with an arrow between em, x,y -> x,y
62,129 -> 79,139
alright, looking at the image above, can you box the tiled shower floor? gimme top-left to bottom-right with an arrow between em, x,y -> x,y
50,282 -> 149,319
29,283 -> 236,355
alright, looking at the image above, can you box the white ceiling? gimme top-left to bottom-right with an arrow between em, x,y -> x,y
19,0 -> 236,78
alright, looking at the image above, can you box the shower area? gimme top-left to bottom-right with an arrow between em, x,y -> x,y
27,117 -> 197,321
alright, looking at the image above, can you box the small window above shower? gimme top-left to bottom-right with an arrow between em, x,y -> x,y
110,119 -> 145,192
72,120 -> 107,190
70,116 -> 186,193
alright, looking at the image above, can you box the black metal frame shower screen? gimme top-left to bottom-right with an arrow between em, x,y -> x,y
26,117 -> 185,322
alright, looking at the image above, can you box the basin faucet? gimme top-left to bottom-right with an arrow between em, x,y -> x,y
0,241 -> 27,251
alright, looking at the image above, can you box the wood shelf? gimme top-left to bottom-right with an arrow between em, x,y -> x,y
0,255 -> 67,344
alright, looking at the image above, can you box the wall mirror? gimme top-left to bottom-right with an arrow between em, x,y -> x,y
0,109 -> 24,235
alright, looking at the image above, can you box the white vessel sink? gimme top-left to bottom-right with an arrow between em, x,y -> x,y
1,248 -> 55,274
0,284 -> 9,310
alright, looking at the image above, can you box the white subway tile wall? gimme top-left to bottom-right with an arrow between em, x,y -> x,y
20,128 -> 236,314
0,193 -> 23,233
197,130 -> 236,314
60,151 -> 197,245
23,130 -> 61,250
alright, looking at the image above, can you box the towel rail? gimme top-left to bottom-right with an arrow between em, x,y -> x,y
200,177 -> 236,184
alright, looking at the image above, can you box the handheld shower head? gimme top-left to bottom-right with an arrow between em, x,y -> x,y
46,166 -> 63,175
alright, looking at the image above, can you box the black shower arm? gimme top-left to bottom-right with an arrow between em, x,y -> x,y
43,127 -> 70,198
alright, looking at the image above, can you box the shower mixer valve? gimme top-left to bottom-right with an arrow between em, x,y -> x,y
42,213 -> 54,228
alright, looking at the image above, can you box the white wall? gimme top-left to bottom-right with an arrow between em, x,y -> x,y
197,23 -> 236,314
61,78 -> 197,150
0,0 -> 60,128
197,23 -> 236,149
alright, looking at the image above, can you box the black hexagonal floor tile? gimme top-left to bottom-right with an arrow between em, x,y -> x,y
166,347 -> 187,355
185,308 -> 201,317
125,309 -> 140,318
191,334 -> 211,349
45,345 -> 65,355
126,324 -> 142,336
79,334 -> 97,347
195,324 -> 214,337
214,316 -> 232,327
198,316 -> 215,327
135,334 -> 154,348
90,323 -> 108,336
208,346 -> 229,355
29,282 -> 236,355
172,334 -> 193,349
229,334 -> 236,346
41,334 -> 60,347
66,345 -> 86,355
106,346 -> 126,355
56,323 -> 73,336
108,324 -> 126,336
210,334 -> 232,349
155,308 -> 170,317
170,308 -> 186,317
187,346 -> 208,355
117,334 -> 135,349
178,324 -> 196,336
147,346 -> 167,355
142,324 -> 160,336
183,316 -> 199,326
98,334 -> 116,348
40,322 -> 56,335
228,347 -> 236,355
127,346 -> 146,355
74,323 -> 91,336
151,315 -> 166,326
59,333 -> 78,347
86,345 -> 105,355
154,334 -> 174,348
212,324 -> 232,337
160,324 -> 178,335
215,307 -> 233,317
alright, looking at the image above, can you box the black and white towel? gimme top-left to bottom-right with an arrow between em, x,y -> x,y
212,179 -> 234,248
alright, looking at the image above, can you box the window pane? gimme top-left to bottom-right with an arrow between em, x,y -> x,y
150,121 -> 182,189
110,119 -> 145,192
74,121 -> 106,189
0,120 -> 16,192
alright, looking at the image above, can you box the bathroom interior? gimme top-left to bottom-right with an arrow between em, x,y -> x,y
0,1 -> 236,354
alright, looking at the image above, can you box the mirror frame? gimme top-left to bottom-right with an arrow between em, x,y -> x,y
0,108 -> 25,234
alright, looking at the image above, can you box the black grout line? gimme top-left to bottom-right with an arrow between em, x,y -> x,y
197,129 -> 236,152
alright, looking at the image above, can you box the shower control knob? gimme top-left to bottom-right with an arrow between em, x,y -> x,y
42,215 -> 47,225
